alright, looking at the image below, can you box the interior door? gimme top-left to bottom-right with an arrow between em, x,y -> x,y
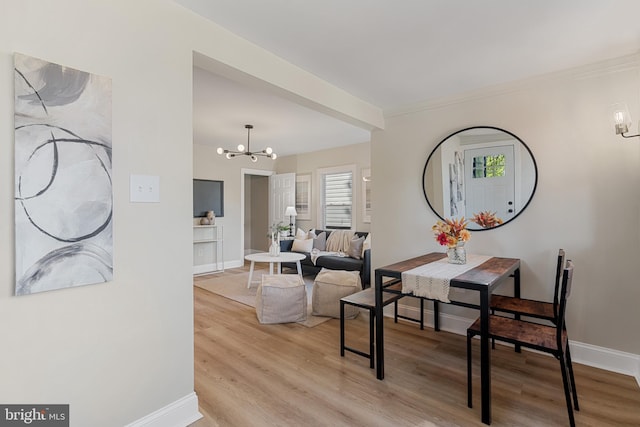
464,145 -> 515,222
269,173 -> 296,232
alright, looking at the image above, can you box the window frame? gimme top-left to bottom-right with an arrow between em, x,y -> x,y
361,168 -> 371,223
317,164 -> 356,231
295,173 -> 312,220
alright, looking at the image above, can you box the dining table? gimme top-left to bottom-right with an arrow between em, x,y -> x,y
374,252 -> 520,425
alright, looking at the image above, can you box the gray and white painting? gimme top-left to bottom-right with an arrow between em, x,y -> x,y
14,53 -> 112,296
448,151 -> 464,217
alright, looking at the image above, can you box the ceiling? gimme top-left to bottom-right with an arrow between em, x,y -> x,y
192,68 -> 372,157
180,0 -> 640,157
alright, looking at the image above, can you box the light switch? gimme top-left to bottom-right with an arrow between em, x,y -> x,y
130,174 -> 160,203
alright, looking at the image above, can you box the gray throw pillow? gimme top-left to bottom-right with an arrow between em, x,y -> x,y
347,235 -> 365,259
313,231 -> 327,251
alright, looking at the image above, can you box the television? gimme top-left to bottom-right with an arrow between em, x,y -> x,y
193,179 -> 224,218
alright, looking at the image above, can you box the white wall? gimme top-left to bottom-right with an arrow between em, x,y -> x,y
372,55 -> 640,356
1,1 -> 377,425
1,2 -> 196,425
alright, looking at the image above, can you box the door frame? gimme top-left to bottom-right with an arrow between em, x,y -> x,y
463,144 -> 515,222
240,168 -> 274,263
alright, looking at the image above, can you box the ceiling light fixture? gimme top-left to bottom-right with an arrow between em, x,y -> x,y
216,124 -> 277,162
612,103 -> 640,138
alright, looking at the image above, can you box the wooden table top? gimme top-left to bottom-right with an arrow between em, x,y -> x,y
376,252 -> 520,289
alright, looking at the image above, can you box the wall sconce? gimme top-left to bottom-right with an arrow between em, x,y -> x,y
612,103 -> 640,138
284,206 -> 297,237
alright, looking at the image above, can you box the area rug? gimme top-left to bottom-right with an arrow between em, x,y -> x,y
194,270 -> 333,328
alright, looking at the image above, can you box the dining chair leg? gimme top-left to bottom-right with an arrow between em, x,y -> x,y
566,345 -> 579,410
490,309 -> 495,349
433,300 -> 439,331
340,300 -> 345,357
467,332 -> 473,408
394,300 -> 398,323
559,354 -> 576,427
420,298 -> 424,330
369,307 -> 375,369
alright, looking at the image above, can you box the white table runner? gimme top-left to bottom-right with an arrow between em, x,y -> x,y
401,254 -> 492,302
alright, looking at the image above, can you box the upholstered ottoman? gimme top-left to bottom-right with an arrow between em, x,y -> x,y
312,268 -> 362,318
255,274 -> 307,324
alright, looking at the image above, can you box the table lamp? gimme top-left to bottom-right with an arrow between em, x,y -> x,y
284,206 -> 297,237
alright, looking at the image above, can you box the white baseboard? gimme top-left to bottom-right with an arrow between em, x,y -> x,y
124,392 -> 202,427
225,259 -> 243,269
569,341 -> 640,388
392,302 -> 640,388
193,259 -> 243,275
387,302 -> 471,335
193,263 -> 219,275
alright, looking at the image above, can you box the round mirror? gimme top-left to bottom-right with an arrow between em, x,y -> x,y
422,126 -> 537,231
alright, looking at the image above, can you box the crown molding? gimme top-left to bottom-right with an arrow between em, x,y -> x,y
385,52 -> 640,118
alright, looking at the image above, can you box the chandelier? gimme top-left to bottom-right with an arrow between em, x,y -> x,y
216,124 -> 277,162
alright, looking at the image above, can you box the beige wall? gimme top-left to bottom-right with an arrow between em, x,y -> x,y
277,142 -> 372,233
193,142 -> 372,264
1,0 -> 376,425
372,55 -> 640,355
3,2 -> 638,425
1,2 -> 196,425
193,143 -> 274,266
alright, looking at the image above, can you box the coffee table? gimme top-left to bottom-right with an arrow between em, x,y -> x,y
244,252 -> 306,288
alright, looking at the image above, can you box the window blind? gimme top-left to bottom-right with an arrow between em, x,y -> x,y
323,171 -> 352,229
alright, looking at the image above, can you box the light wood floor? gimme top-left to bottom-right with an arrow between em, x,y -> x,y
192,268 -> 640,426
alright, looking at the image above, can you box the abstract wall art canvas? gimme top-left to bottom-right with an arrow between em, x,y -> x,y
14,53 -> 113,295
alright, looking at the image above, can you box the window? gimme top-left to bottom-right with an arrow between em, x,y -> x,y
318,166 -> 355,230
472,154 -> 506,178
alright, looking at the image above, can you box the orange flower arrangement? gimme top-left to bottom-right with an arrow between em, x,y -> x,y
433,217 -> 471,248
471,211 -> 503,229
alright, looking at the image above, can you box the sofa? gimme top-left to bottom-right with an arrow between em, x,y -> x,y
279,229 -> 371,287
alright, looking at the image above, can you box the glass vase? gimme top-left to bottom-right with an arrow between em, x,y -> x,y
269,232 -> 280,257
269,240 -> 280,257
447,242 -> 466,264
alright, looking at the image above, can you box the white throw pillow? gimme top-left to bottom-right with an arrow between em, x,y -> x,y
292,238 -> 314,253
296,228 -> 308,239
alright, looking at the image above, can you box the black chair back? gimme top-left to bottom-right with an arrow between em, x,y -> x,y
552,249 -> 566,320
556,260 -> 574,349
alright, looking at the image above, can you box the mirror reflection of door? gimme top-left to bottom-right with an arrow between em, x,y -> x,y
464,145 -> 514,223
422,126 -> 537,231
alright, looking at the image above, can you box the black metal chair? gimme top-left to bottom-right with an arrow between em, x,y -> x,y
340,287 -> 401,368
490,248 -> 565,324
467,261 -> 579,427
340,282 -> 426,368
